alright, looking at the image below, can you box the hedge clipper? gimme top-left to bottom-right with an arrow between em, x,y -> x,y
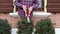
25,9 -> 30,23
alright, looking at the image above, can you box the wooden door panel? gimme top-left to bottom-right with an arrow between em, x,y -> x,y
0,0 -> 13,13
47,0 -> 60,13
0,0 -> 13,3
47,8 -> 60,13
0,3 -> 13,8
47,3 -> 60,8
0,8 -> 13,13
48,0 -> 60,3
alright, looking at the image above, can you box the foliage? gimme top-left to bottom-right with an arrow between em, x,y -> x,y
17,18 -> 33,34
0,19 -> 11,34
35,18 -> 55,34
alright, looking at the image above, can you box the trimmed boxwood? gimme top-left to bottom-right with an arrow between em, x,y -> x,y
35,18 -> 55,34
17,18 -> 33,34
0,19 -> 11,34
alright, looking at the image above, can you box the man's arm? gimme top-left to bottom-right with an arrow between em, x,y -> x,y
14,0 -> 27,12
14,0 -> 22,7
28,0 -> 39,16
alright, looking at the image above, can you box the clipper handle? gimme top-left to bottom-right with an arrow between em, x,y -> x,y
25,9 -> 29,16
25,9 -> 30,23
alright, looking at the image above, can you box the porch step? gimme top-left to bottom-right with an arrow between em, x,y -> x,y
9,12 -> 51,17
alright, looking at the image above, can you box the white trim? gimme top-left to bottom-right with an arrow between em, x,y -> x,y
13,0 -> 16,13
9,12 -> 51,17
44,0 -> 47,13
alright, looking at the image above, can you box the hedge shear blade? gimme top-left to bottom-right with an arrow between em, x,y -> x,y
27,16 -> 30,23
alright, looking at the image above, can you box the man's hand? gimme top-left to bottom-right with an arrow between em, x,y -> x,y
28,7 -> 33,16
29,7 -> 33,12
22,5 -> 26,12
22,5 -> 27,16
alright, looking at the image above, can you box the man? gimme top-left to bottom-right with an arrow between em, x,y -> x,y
14,0 -> 39,19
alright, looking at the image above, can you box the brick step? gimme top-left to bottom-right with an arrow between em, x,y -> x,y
9,23 -> 18,28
